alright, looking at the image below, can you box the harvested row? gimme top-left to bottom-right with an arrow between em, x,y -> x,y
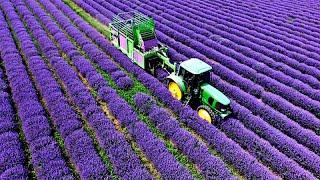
21,0 -> 154,178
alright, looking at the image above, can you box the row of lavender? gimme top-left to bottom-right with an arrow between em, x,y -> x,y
180,0 -> 320,71
118,0 -> 319,176
0,0 -> 73,178
0,57 -> 28,178
6,0 -> 154,178
84,0 -> 318,150
90,0 -> 320,89
3,0 -> 123,178
56,0 -> 286,178
166,0 -> 320,87
127,0 -> 320,176
0,1 -> 312,177
133,0 -> 320,115
250,0 -> 320,24
72,0 -> 317,177
50,0 -> 316,178
217,0 -> 320,45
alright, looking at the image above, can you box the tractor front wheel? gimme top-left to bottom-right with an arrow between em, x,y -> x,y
168,81 -> 183,100
197,105 -> 215,124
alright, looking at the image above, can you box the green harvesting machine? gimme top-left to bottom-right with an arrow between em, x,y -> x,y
107,11 -> 231,123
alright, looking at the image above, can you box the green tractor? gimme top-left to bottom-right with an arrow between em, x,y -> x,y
107,11 -> 231,123
166,58 -> 231,123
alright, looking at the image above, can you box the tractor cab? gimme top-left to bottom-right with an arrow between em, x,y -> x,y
167,58 -> 231,123
178,58 -> 212,89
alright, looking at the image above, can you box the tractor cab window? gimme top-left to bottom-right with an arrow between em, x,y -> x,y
200,70 -> 211,83
208,97 -> 214,106
216,102 -> 231,112
181,68 -> 196,85
178,68 -> 192,80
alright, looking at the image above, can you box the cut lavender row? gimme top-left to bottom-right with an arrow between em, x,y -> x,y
98,86 -> 194,179
39,0 -> 132,91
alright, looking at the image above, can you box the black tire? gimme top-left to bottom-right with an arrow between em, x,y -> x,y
197,105 -> 216,124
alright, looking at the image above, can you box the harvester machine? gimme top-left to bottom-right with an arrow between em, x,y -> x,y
108,11 -> 175,75
108,11 -> 231,123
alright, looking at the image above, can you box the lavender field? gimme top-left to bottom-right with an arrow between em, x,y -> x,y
0,0 -> 319,179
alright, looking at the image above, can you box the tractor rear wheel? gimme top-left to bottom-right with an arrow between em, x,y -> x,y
197,105 -> 215,124
168,81 -> 183,100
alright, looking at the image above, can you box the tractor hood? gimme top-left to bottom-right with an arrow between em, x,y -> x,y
200,83 -> 230,105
